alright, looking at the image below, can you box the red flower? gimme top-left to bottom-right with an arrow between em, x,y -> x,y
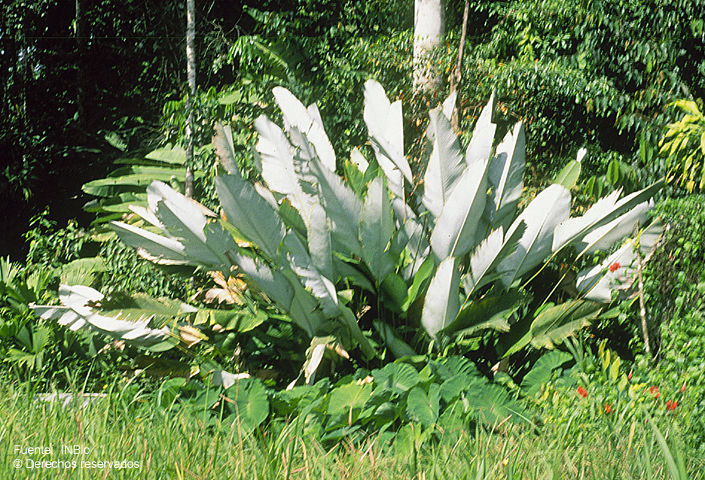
680,382 -> 687,393
577,386 -> 588,398
649,385 -> 660,398
666,400 -> 678,411
628,370 -> 633,380
609,262 -> 621,272
604,404 -> 613,414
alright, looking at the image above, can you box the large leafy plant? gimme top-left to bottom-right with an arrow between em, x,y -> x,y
35,81 -> 661,378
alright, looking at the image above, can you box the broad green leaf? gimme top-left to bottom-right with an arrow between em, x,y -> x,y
373,320 -> 417,358
421,257 -> 460,338
225,378 -> 269,431
521,350 -> 572,396
145,146 -> 186,164
466,383 -> 531,426
484,123 -> 525,232
82,166 -> 185,196
372,362 -> 420,393
280,269 -> 327,337
406,385 -> 440,427
229,253 -> 294,311
422,108 -> 466,218
445,289 -> 524,336
497,185 -> 571,288
402,256 -> 434,312
553,148 -> 585,189
530,300 -> 601,349
327,383 -> 372,416
391,197 -> 429,279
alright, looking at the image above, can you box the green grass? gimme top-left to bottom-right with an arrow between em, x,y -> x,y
1,381 -> 703,479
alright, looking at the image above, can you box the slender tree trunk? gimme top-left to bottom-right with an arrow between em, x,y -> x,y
184,0 -> 196,199
75,0 -> 84,127
448,0 -> 469,131
413,0 -> 444,93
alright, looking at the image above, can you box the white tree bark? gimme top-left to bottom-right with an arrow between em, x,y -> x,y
185,0 -> 196,198
414,0 -> 445,92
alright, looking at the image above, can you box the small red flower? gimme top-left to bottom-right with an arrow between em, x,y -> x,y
628,370 -> 633,380
609,262 -> 621,272
666,400 -> 678,411
680,382 -> 687,393
604,404 -> 613,414
577,386 -> 588,398
649,385 -> 660,398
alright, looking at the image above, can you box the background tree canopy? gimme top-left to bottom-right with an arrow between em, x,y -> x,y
2,0 -> 703,253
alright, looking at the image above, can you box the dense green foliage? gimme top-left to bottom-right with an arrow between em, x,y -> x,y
4,0 -> 705,473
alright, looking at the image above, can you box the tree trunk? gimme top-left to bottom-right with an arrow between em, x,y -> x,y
184,0 -> 196,199
75,0 -> 84,127
448,0 -> 469,131
413,0 -> 444,93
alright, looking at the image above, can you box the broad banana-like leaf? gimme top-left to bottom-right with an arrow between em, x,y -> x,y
484,123 -> 525,232
280,269 -> 327,337
254,115 -> 315,223
364,79 -> 412,197
430,154 -> 492,261
576,201 -> 650,256
272,87 -> 336,172
112,181 -> 234,267
463,221 -> 526,296
215,174 -> 286,260
82,165 -> 186,196
553,148 -> 585,189
308,203 -> 334,280
465,93 -> 497,168
31,285 -> 175,351
421,257 -> 460,338
373,320 -> 417,358
152,200 -> 232,267
530,300 -> 601,349
444,289 -> 524,337
228,252 -> 294,311
333,258 -> 375,292
422,108 -> 466,218
146,180 -> 217,220
391,197 -> 429,279
497,185 -> 572,288
552,180 -> 663,252
291,140 -> 363,257
283,231 -> 340,318
360,177 -> 395,284
111,221 -> 190,265
576,220 -> 663,302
